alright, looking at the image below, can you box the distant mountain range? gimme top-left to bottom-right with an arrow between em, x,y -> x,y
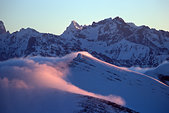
0,17 -> 169,67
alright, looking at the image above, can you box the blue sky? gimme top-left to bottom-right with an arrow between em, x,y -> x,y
0,0 -> 169,35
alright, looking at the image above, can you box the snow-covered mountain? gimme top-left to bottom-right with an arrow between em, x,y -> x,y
0,52 -> 169,113
145,61 -> 169,85
1,17 -> 169,113
61,17 -> 169,67
67,52 -> 169,113
0,17 -> 169,67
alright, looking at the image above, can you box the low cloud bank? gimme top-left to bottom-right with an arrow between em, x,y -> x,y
127,67 -> 154,73
0,55 -> 125,106
123,61 -> 169,74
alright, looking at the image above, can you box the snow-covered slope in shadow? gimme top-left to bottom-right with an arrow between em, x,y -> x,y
67,52 -> 169,113
0,87 -> 137,113
145,61 -> 169,86
0,52 -> 136,113
0,51 -> 169,113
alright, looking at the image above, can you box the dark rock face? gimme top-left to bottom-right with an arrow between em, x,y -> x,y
158,74 -> 169,86
25,37 -> 37,55
0,17 -> 169,67
79,96 -> 138,113
0,21 -> 6,34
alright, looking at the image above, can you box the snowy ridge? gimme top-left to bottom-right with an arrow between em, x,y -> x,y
76,52 -> 169,87
0,52 -> 139,113
68,52 -> 169,113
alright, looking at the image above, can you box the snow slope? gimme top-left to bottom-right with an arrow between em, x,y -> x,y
145,61 -> 169,85
0,52 -> 169,113
1,52 -> 168,113
0,87 -> 138,113
66,52 -> 169,113
0,53 -> 138,113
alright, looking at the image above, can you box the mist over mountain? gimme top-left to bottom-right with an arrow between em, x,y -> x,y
0,17 -> 169,67
0,17 -> 169,113
0,52 -> 169,113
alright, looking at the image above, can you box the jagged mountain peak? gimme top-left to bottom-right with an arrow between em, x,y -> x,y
67,20 -> 83,31
96,16 -> 125,25
0,20 -> 6,34
113,16 -> 125,23
18,27 -> 39,35
101,17 -> 112,22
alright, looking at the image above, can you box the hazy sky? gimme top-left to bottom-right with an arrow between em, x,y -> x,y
0,0 -> 169,35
